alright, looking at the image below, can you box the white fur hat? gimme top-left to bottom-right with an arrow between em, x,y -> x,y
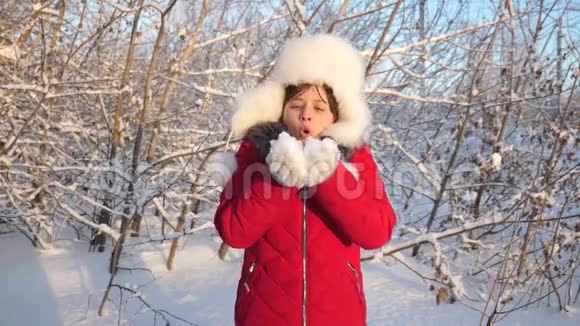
230,34 -> 370,149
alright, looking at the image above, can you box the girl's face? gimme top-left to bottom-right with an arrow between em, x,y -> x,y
282,85 -> 336,140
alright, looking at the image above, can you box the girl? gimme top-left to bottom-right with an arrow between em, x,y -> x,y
211,34 -> 397,326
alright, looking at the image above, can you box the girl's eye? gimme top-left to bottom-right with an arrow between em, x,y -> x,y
315,107 -> 325,112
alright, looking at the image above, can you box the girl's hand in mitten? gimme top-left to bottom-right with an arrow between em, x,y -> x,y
303,137 -> 340,187
265,132 -> 307,188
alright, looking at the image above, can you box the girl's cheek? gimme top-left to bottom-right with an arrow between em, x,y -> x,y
292,126 -> 301,139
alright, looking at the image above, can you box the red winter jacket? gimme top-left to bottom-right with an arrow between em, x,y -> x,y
214,138 -> 397,326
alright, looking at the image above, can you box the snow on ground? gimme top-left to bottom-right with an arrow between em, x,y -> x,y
1,232 -> 578,326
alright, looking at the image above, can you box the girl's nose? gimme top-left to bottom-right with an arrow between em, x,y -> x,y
300,108 -> 312,121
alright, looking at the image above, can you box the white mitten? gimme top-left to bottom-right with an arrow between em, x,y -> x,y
265,132 -> 307,188
303,137 -> 340,187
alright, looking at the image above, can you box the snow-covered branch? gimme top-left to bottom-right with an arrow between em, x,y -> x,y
126,221 -> 214,246
362,19 -> 505,57
192,14 -> 288,51
375,125 -> 441,190
102,0 -> 164,14
368,87 -> 470,106
58,203 -> 121,241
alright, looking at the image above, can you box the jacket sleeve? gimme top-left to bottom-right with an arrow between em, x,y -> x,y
311,146 -> 397,250
214,140 -> 289,249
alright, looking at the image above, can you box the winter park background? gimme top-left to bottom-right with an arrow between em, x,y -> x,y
0,0 -> 579,325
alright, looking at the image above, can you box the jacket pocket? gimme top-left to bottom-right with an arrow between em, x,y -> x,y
347,262 -> 365,307
237,261 -> 257,318
242,261 -> 257,293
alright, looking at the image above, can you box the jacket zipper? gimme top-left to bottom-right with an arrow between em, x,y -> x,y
301,188 -> 308,326
243,261 -> 256,292
347,262 -> 362,296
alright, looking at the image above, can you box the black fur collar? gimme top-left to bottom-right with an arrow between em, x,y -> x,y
245,122 -> 289,161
